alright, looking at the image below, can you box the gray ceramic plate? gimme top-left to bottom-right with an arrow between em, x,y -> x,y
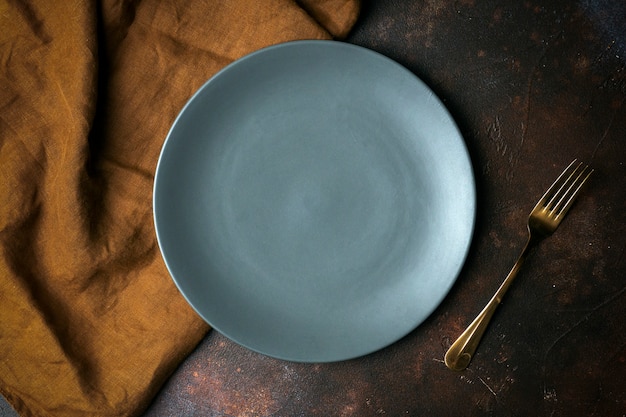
154,40 -> 475,362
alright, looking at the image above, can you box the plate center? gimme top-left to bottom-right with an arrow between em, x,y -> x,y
216,118 -> 428,293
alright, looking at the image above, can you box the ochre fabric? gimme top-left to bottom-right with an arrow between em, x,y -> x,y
0,1 -> 359,416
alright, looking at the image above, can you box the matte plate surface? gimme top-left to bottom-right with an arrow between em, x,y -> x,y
154,41 -> 475,362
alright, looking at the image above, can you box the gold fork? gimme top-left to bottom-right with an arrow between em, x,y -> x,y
444,159 -> 593,371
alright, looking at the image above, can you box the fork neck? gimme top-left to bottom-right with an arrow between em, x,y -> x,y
492,232 -> 539,304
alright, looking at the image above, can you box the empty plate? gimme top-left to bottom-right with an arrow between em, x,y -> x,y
154,40 -> 475,362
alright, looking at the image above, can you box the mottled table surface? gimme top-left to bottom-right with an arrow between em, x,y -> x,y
145,0 -> 625,416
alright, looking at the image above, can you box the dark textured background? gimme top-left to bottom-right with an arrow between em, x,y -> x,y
140,1 -> 625,416
3,0 -> 624,416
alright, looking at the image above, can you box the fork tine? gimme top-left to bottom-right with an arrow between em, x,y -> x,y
535,159 -> 579,209
554,165 -> 593,220
546,161 -> 585,212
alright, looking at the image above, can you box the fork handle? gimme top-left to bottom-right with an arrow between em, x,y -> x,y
444,237 -> 534,371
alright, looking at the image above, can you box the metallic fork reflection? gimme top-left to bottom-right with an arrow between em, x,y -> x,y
445,159 -> 593,371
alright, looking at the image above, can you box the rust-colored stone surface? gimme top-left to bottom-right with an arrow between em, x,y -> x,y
143,1 -> 626,416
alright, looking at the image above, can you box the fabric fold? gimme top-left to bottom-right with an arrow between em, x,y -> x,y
0,0 -> 360,416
